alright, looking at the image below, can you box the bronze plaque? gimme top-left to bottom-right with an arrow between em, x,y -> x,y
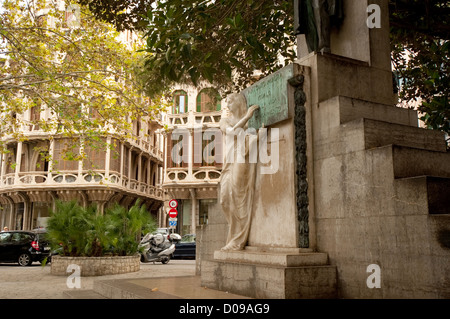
242,64 -> 294,129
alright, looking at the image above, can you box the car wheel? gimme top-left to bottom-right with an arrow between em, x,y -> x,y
18,253 -> 32,266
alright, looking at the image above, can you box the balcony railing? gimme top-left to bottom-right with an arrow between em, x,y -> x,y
128,137 -> 163,161
164,167 -> 221,185
0,171 -> 164,200
3,120 -> 164,162
166,110 -> 222,127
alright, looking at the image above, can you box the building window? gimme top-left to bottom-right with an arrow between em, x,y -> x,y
89,106 -> 101,120
123,145 -> 129,177
166,132 -> 189,168
53,138 -> 80,171
5,148 -> 15,174
15,203 -> 24,230
133,116 -> 141,137
196,88 -> 221,113
30,106 -> 41,130
32,202 -> 50,229
83,143 -> 106,170
193,129 -> 223,168
109,141 -> 121,173
173,90 -> 188,114
64,4 -> 80,28
35,149 -> 49,183
181,200 -> 191,235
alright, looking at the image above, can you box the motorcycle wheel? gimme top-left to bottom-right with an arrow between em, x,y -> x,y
161,256 -> 170,264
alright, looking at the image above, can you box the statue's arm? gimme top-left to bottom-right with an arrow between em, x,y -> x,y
232,105 -> 259,131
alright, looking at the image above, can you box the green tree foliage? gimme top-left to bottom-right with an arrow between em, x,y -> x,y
46,200 -> 156,257
0,0 -> 165,154
389,0 -> 449,141
78,0 -> 449,139
79,0 -> 296,95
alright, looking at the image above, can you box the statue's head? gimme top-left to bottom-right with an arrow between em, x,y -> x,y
226,93 -> 247,119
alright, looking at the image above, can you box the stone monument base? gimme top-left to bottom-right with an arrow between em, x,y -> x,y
200,247 -> 337,299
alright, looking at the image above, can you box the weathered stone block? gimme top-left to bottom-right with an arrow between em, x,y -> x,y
51,255 -> 140,277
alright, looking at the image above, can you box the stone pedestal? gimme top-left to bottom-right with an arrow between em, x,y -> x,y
201,248 -> 337,299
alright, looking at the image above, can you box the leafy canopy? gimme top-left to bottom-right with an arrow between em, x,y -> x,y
78,0 -> 296,95
77,0 -> 449,140
0,0 -> 166,154
390,0 -> 449,140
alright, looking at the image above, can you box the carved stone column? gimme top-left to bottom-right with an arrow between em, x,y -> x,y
15,141 -> 23,184
288,74 -> 309,248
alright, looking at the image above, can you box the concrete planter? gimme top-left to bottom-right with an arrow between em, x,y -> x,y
50,255 -> 140,276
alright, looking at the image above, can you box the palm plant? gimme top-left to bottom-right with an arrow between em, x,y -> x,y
84,205 -> 111,257
46,200 -> 92,257
46,199 -> 157,257
106,200 -> 157,256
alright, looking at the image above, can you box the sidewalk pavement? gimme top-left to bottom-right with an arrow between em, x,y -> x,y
0,260 -> 249,299
65,275 -> 250,299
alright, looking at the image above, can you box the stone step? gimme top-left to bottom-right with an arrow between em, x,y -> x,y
391,145 -> 450,179
93,278 -> 152,299
92,276 -> 251,299
318,96 -> 418,129
313,97 -> 447,160
395,176 -> 450,215
337,96 -> 418,127
360,119 -> 447,153
63,289 -> 107,299
214,249 -> 329,267
316,118 -> 447,160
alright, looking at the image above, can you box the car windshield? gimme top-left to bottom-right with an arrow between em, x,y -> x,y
181,234 -> 196,243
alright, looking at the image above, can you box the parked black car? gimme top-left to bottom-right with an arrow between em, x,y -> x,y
173,234 -> 196,259
0,230 -> 51,266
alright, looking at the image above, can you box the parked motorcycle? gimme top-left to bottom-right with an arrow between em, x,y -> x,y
139,232 -> 181,264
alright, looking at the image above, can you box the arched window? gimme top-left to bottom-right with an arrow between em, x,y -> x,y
173,90 -> 188,114
196,88 -> 221,113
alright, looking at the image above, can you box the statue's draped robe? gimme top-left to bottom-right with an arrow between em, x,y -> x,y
296,0 -> 344,52
219,118 -> 258,251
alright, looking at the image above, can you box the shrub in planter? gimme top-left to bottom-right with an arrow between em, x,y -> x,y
46,200 -> 156,258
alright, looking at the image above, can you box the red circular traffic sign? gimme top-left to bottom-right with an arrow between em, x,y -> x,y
169,199 -> 178,209
168,208 -> 178,218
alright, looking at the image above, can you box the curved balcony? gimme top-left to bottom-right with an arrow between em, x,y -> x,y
164,167 -> 221,185
0,170 -> 164,201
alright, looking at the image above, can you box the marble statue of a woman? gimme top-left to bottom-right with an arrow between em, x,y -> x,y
219,93 -> 259,251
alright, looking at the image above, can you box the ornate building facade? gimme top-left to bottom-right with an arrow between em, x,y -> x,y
0,110 -> 164,230
162,85 -> 224,235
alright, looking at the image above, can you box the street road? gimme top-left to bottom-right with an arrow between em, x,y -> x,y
0,259 -> 196,299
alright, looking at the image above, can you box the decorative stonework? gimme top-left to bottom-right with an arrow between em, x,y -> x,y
27,190 -> 53,202
50,255 -> 140,277
288,74 -> 309,249
86,189 -> 115,202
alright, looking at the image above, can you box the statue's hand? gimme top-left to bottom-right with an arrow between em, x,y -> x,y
248,105 -> 259,116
